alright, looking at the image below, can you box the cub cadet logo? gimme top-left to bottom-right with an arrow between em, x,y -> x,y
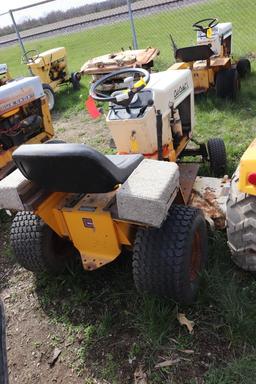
174,82 -> 189,100
0,89 -> 35,114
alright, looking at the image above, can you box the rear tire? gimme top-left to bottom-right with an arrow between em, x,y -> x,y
207,138 -> 227,177
10,212 -> 70,274
71,72 -> 81,91
43,84 -> 55,111
227,168 -> 256,271
216,68 -> 240,99
132,205 -> 208,305
236,58 -> 251,78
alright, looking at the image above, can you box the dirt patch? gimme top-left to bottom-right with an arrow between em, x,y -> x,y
52,111 -> 113,153
0,224 -> 86,384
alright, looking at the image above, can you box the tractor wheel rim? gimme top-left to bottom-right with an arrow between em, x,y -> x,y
190,229 -> 202,281
44,89 -> 54,110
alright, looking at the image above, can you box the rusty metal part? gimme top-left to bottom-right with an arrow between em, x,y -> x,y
80,48 -> 160,75
189,176 -> 230,230
179,163 -> 200,204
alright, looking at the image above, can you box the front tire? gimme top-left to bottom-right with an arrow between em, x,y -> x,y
10,212 -> 70,274
207,138 -> 227,177
43,84 -> 55,111
227,168 -> 256,271
132,205 -> 208,305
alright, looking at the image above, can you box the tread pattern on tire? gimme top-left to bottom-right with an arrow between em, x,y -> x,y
227,167 -> 256,271
132,205 -> 207,305
207,138 -> 227,177
10,211 -> 64,273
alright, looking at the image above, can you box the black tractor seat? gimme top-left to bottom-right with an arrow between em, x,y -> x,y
13,143 -> 143,193
175,44 -> 215,62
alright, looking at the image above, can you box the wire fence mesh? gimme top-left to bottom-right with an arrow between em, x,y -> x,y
0,0 -> 255,76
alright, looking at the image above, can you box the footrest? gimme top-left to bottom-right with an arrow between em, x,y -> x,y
116,159 -> 179,227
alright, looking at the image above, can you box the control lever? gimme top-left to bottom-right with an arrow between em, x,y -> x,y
137,99 -> 154,117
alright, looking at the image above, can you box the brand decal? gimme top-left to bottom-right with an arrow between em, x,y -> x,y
174,82 -> 189,100
0,87 -> 35,114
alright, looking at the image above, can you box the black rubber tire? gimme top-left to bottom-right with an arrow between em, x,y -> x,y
71,72 -> 81,91
132,205 -> 208,305
216,68 -> 240,99
207,138 -> 227,177
10,211 -> 70,274
227,167 -> 256,271
42,83 -> 55,111
236,58 -> 251,78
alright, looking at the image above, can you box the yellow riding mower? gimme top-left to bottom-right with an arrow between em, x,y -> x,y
170,18 -> 251,98
22,47 -> 81,111
0,68 -> 229,305
227,139 -> 256,271
0,64 -> 12,87
0,75 -> 54,181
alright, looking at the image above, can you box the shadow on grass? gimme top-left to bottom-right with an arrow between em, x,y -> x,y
32,230 -> 256,383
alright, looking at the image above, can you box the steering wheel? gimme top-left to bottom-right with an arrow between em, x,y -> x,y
90,68 -> 150,107
192,18 -> 219,35
21,49 -> 40,64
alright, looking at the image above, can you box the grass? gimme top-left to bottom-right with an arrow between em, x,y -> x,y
1,0 -> 256,382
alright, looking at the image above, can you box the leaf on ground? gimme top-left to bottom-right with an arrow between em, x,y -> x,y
155,358 -> 181,369
48,347 -> 61,367
134,365 -> 148,384
178,349 -> 194,354
177,313 -> 195,334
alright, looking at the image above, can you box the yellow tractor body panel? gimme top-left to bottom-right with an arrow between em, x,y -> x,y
0,78 -> 54,180
238,139 -> 256,195
35,191 -> 133,270
63,208 -> 121,270
0,150 -> 13,169
27,47 -> 70,90
170,54 -> 232,94
41,96 -> 55,137
35,192 -> 69,237
192,67 -> 210,93
168,62 -> 191,70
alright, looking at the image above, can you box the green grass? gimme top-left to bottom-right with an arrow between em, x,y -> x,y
1,0 -> 256,382
204,355 -> 256,384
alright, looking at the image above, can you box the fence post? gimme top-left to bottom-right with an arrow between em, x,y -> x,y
127,0 -> 138,49
9,9 -> 33,75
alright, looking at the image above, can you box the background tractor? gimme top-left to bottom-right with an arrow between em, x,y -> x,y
0,64 -> 11,87
170,18 -> 251,98
22,47 -> 81,111
0,68 -> 229,305
0,76 -> 54,180
227,140 -> 256,271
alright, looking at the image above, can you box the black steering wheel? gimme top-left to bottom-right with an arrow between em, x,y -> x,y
21,49 -> 40,64
192,18 -> 219,35
90,68 -> 150,107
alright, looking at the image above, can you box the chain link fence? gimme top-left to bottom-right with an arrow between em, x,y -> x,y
0,0 -> 255,76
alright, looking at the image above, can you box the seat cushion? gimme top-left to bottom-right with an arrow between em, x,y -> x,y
13,143 -> 143,193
